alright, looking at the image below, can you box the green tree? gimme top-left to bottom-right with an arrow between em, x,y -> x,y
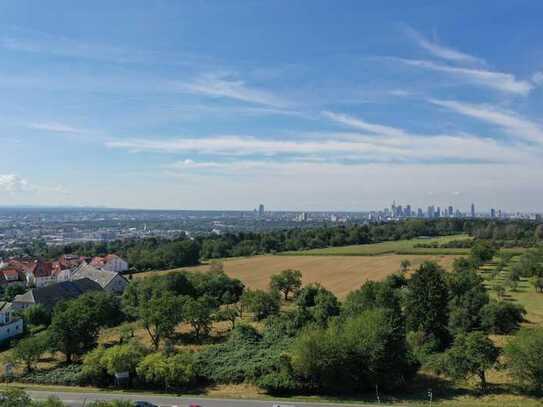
296,284 -> 340,327
48,300 -> 102,362
435,331 -> 499,391
140,293 -> 184,350
470,240 -> 497,265
12,332 -> 49,372
447,268 -> 489,335
405,261 -> 451,350
183,296 -> 215,340
214,305 -> 239,330
504,327 -> 543,392
242,289 -> 280,321
291,308 -> 418,393
20,304 -> 50,328
270,269 -> 303,301
480,300 -> 526,334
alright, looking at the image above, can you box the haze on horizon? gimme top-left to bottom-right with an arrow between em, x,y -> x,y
0,1 -> 542,212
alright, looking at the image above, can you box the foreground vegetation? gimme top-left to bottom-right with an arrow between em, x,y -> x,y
2,240 -> 543,406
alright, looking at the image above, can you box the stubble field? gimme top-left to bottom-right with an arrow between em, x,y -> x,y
138,253 -> 459,298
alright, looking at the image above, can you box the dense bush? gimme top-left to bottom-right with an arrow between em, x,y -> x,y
19,364 -> 84,386
480,301 -> 526,334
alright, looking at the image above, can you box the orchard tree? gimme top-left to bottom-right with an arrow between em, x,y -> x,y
242,289 -> 281,321
470,240 -> 497,266
140,293 -> 184,350
504,327 -> 543,392
270,269 -> 303,301
183,296 -> 216,340
436,331 -> 498,391
12,332 -> 49,372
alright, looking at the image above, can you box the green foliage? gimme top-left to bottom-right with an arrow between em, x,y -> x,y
82,343 -> 146,385
214,305 -> 239,330
447,268 -> 489,335
48,298 -> 102,362
504,327 -> 543,393
470,240 -> 497,265
405,261 -> 451,350
241,289 -> 280,321
295,284 -> 340,327
12,331 -> 49,372
270,269 -> 303,300
291,308 -> 418,394
19,364 -> 84,386
195,324 -> 292,385
480,300 -> 526,334
19,304 -> 50,328
139,293 -> 185,350
399,259 -> 411,273
2,285 -> 26,302
343,280 -> 402,319
433,331 -> 499,391
136,351 -> 195,389
0,388 -> 32,406
183,295 -> 216,340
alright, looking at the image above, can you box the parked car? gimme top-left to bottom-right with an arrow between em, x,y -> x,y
134,402 -> 157,407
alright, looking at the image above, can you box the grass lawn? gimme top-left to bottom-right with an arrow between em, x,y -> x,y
283,234 -> 472,256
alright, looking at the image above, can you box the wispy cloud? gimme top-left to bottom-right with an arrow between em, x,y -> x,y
397,58 -> 534,95
430,99 -> 543,144
405,26 -> 484,65
28,122 -> 86,134
176,73 -> 289,108
322,111 -> 408,137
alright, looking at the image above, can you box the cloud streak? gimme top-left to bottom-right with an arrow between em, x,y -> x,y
405,27 -> 484,65
430,99 -> 543,144
397,58 -> 534,95
176,73 -> 289,108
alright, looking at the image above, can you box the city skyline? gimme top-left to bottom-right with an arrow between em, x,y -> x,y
0,1 -> 542,211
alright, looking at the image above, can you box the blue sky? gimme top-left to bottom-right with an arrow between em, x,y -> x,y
0,0 -> 542,211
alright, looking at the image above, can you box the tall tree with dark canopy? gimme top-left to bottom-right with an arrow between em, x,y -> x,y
405,261 -> 451,350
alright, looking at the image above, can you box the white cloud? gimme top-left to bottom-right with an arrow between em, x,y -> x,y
0,174 -> 31,192
176,73 -> 288,107
28,122 -> 85,134
322,111 -> 408,137
430,99 -> 543,144
397,58 -> 534,95
405,27 -> 484,65
533,72 -> 543,85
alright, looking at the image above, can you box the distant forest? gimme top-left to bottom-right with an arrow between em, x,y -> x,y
5,219 -> 543,272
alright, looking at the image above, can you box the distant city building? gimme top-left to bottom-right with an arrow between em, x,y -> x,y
448,206 -> 454,217
491,208 -> 496,218
471,203 -> 476,218
258,204 -> 265,217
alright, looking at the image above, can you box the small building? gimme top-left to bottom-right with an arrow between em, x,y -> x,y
0,302 -> 23,342
23,259 -> 56,288
12,278 -> 103,312
90,255 -> 129,273
71,263 -> 128,294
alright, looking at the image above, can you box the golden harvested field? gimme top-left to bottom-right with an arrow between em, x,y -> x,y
137,254 -> 459,298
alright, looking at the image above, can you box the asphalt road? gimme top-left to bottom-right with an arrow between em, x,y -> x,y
27,390 -> 383,407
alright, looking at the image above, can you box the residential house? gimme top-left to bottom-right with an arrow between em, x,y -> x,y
23,259 -> 56,288
71,263 -> 128,294
0,302 -> 23,342
90,254 -> 128,273
0,268 -> 26,286
12,278 -> 103,312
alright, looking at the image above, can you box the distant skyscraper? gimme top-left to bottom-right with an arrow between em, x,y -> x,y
436,207 -> 441,218
427,205 -> 434,219
471,203 -> 475,218
448,206 -> 453,217
491,208 -> 496,218
417,208 -> 423,218
258,204 -> 265,217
